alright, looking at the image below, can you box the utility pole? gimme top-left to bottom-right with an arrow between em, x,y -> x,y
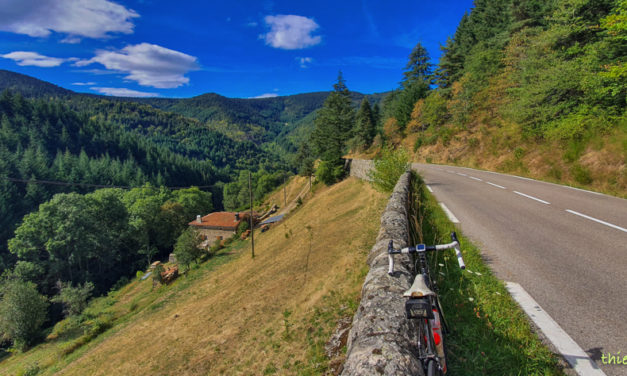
249,171 -> 254,258
283,177 -> 287,207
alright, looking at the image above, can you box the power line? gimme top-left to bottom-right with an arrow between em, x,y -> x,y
1,176 -> 213,190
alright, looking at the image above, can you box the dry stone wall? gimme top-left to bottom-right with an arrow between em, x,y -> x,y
341,161 -> 425,375
347,158 -> 374,181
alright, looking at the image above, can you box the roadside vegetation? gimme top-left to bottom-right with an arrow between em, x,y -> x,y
348,0 -> 626,197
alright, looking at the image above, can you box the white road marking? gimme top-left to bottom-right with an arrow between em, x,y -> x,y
566,186 -> 604,196
506,282 -> 606,376
469,176 -> 482,181
486,182 -> 506,189
426,185 -> 434,193
566,210 -> 627,233
439,203 -> 460,223
447,170 -> 455,174
456,173 -> 467,177
513,191 -> 550,205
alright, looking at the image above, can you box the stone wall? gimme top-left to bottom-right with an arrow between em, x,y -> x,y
347,158 -> 374,181
341,163 -> 424,375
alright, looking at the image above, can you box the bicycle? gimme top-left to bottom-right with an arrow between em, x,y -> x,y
387,232 -> 465,376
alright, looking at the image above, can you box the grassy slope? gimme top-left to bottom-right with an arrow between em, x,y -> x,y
405,117 -> 626,198
0,177 -> 387,376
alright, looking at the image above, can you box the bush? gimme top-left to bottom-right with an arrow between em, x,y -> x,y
174,228 -> 204,271
316,160 -> 344,186
368,147 -> 409,192
0,280 -> 48,350
51,281 -> 94,317
152,264 -> 165,285
236,219 -> 249,236
413,137 -> 423,152
210,238 -> 224,254
570,164 -> 593,185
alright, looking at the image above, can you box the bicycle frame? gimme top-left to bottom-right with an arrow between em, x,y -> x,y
412,246 -> 447,374
388,232 -> 465,375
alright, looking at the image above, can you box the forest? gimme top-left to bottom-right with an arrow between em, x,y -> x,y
397,0 -> 625,192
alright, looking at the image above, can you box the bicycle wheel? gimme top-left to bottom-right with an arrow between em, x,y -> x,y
426,359 -> 437,376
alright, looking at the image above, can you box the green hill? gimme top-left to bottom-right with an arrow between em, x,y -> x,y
382,0 -> 626,195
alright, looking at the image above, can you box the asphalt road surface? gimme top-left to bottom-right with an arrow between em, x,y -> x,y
412,163 -> 627,376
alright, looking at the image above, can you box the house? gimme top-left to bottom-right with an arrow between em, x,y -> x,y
188,212 -> 250,242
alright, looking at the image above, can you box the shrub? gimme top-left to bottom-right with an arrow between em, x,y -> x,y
468,137 -> 479,148
368,147 -> 409,192
152,264 -> 165,285
174,227 -> 204,271
413,137 -> 423,152
570,164 -> 593,184
236,220 -> 249,236
210,238 -> 224,254
316,160 -> 344,185
51,281 -> 94,317
0,280 -> 48,350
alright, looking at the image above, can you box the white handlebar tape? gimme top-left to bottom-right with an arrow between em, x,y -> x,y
455,243 -> 466,269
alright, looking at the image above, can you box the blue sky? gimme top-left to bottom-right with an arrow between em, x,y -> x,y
0,0 -> 473,98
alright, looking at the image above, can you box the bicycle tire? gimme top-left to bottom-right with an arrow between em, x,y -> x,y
426,359 -> 437,376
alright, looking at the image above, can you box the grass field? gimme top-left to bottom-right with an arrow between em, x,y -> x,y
0,176 -> 388,376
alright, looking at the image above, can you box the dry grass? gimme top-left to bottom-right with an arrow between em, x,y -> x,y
410,123 -> 626,197
1,177 -> 387,376
262,175 -> 310,213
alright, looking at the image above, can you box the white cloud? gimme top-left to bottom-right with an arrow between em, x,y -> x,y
297,57 -> 313,68
1,51 -> 68,67
262,15 -> 321,50
250,93 -> 279,99
0,0 -> 139,40
76,43 -> 199,88
91,87 -> 158,97
71,82 -> 97,86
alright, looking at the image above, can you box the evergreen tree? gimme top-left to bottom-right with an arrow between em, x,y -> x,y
295,142 -> 315,177
310,71 -> 355,163
402,43 -> 434,89
354,98 -> 376,148
393,42 -> 433,130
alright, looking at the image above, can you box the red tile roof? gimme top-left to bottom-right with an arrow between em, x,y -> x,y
189,212 -> 244,230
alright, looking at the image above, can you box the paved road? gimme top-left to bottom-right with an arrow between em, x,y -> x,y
412,163 -> 627,376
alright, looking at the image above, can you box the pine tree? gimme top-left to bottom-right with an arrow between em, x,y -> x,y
310,71 -> 355,162
354,98 -> 376,148
393,43 -> 433,129
402,43 -> 434,89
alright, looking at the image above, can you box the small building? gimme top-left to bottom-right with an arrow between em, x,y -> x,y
189,212 -> 250,242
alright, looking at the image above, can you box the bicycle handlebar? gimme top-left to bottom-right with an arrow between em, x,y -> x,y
387,232 -> 466,275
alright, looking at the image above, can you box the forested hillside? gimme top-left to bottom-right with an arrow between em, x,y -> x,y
142,91 -> 387,157
337,0 -> 625,195
397,0 -> 626,194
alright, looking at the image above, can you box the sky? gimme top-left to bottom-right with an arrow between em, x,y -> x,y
0,0 -> 474,99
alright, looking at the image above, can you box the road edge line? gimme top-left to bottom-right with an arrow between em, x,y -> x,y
438,203 -> 460,223
505,282 -> 607,376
